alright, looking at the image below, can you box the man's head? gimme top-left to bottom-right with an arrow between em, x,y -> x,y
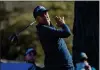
80,52 -> 88,62
33,6 -> 50,25
24,48 -> 36,63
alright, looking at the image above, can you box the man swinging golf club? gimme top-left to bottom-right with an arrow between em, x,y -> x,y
33,6 -> 74,70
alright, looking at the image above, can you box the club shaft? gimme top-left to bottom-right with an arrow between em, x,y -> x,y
16,21 -> 36,36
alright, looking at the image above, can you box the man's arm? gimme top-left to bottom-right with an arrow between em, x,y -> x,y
41,24 -> 71,38
40,16 -> 71,38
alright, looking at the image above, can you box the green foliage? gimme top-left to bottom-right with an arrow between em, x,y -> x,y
0,1 -> 74,64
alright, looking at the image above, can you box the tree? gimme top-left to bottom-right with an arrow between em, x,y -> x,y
73,1 -> 99,70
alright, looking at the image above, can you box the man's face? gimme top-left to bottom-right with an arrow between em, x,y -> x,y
36,11 -> 50,25
25,51 -> 36,62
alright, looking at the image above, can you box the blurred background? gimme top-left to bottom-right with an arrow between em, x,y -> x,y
0,1 -> 74,64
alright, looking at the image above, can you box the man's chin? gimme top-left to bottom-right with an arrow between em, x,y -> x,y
45,21 -> 50,25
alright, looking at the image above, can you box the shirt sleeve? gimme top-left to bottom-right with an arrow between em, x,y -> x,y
41,24 -> 71,38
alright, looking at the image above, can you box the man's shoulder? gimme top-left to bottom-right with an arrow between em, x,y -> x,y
36,24 -> 47,29
36,24 -> 55,31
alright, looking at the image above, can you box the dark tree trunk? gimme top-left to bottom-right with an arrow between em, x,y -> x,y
73,1 -> 99,70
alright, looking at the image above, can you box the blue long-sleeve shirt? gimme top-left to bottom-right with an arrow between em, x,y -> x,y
36,23 -> 74,68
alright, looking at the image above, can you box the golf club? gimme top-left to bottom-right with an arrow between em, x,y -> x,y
8,21 -> 36,45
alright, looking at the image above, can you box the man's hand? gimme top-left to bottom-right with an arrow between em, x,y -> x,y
55,16 -> 65,27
